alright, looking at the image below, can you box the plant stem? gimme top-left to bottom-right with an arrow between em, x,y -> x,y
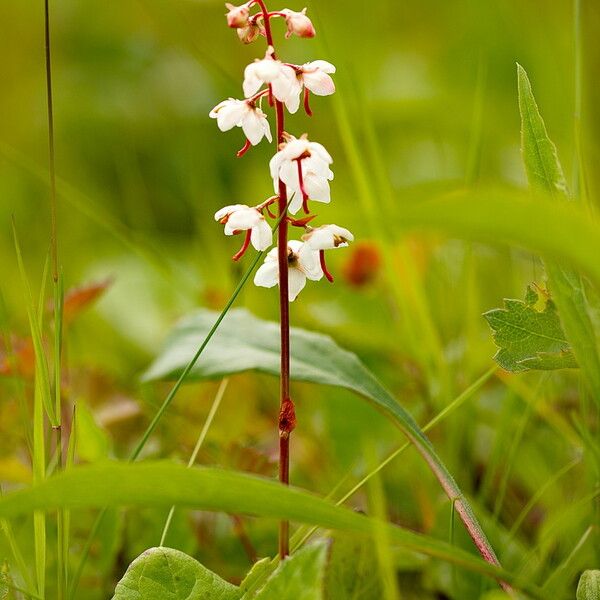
45,0 -> 67,596
44,0 -> 58,284
254,0 -> 294,560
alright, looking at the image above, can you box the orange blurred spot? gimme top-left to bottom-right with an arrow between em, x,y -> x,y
51,279 -> 112,323
341,241 -> 382,288
0,336 -> 35,378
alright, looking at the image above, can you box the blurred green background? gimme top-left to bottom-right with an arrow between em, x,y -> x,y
0,0 -> 599,598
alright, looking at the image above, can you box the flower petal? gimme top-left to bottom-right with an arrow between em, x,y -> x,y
250,219 -> 273,251
243,64 -> 263,98
303,172 -> 331,203
226,207 -> 261,230
241,109 -> 268,145
287,267 -> 307,301
254,260 -> 279,288
303,70 -> 335,96
305,60 -> 336,74
298,245 -> 323,280
214,204 -> 248,221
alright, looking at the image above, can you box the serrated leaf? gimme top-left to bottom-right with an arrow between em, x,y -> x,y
483,286 -> 577,372
142,308 -> 499,570
577,571 -> 600,600
112,546 -> 240,600
253,542 -> 327,600
517,64 -> 600,398
324,533 -> 383,600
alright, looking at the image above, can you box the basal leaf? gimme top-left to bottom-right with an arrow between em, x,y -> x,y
517,64 -> 600,398
483,286 -> 577,372
0,462 -> 543,595
253,542 -> 327,600
142,308 -> 500,572
577,571 -> 600,600
112,546 -> 240,600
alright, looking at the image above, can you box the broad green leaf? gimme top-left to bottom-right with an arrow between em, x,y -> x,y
253,542 -> 327,600
0,461 -> 545,598
395,189 -> 600,289
112,546 -> 239,600
324,533 -> 383,600
483,286 -> 577,372
517,64 -> 600,400
142,308 -> 499,571
577,570 -> 600,600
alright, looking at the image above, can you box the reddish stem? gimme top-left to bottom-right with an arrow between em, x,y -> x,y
247,88 -> 271,103
319,250 -> 334,282
303,88 -> 313,117
236,138 -> 252,158
253,0 -> 292,560
232,229 -> 252,261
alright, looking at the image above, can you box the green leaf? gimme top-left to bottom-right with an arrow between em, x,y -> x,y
112,546 -> 240,600
396,189 -> 600,289
253,542 -> 327,600
142,308 -> 498,571
517,64 -> 568,198
517,63 -> 600,399
324,533 -> 383,600
239,559 -> 272,597
0,461 -> 544,597
483,286 -> 577,372
577,571 -> 600,600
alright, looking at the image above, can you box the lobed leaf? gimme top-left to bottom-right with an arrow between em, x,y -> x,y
483,286 -> 577,372
516,64 -> 600,399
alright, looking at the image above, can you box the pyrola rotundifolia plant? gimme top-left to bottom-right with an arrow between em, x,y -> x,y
210,1 -> 353,558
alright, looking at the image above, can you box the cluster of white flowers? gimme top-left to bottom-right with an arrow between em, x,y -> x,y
211,1 -> 353,301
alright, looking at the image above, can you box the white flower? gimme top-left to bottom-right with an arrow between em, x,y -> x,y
303,224 -> 354,250
269,135 -> 333,213
281,8 -> 316,38
254,240 -> 322,301
209,99 -> 272,145
214,204 -> 272,251
225,2 -> 250,28
299,61 -> 336,96
243,48 -> 301,113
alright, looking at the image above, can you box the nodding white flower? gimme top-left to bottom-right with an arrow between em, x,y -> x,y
243,48 -> 301,113
225,2 -> 250,28
215,204 -> 272,252
281,8 -> 316,39
298,61 -> 336,96
254,240 -> 322,301
269,135 -> 333,213
302,224 -> 354,250
209,99 -> 272,145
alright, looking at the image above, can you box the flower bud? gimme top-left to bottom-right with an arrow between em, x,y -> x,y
282,8 -> 316,39
225,2 -> 250,28
237,22 -> 263,44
